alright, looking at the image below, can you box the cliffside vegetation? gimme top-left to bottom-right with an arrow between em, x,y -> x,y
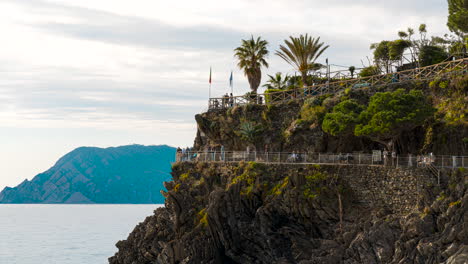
196,75 -> 468,154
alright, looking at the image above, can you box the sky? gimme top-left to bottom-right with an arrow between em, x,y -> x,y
0,0 -> 451,189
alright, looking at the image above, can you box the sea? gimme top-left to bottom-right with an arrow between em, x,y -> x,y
0,204 -> 163,264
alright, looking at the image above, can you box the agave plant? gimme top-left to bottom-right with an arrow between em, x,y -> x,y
237,121 -> 263,147
262,72 -> 290,90
276,34 -> 329,86
234,36 -> 269,93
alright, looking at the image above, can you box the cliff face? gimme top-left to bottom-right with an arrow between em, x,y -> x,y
110,162 -> 467,263
110,75 -> 467,263
0,145 -> 175,204
194,77 -> 467,155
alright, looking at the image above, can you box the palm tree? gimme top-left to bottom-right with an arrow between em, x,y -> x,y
262,72 -> 290,90
234,36 -> 269,93
275,34 -> 329,86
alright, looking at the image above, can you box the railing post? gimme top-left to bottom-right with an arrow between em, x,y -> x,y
318,153 -> 321,164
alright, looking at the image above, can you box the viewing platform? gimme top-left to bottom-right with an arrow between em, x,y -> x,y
209,58 -> 468,110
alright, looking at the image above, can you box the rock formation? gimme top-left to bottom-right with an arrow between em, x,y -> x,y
110,76 -> 467,263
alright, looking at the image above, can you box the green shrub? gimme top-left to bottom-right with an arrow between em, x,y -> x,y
322,99 -> 364,136
198,208 -> 208,227
303,172 -> 329,199
268,176 -> 289,196
359,66 -> 380,77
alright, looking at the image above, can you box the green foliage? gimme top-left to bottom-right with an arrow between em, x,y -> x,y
230,162 -> 265,195
359,66 -> 380,77
237,121 -> 264,145
355,89 -> 435,149
437,192 -> 446,201
447,0 -> 468,34
371,41 -> 391,72
348,66 -> 356,78
268,176 -> 289,196
234,36 -> 269,93
197,208 -> 209,227
180,173 -> 190,181
263,72 -> 290,90
276,34 -> 329,86
264,88 -> 284,103
303,172 -> 329,199
388,39 -> 412,61
300,97 -> 328,125
322,100 -> 364,136
449,200 -> 461,207
419,45 -> 449,67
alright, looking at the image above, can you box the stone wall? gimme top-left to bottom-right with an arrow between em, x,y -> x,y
178,163 -> 435,214
318,165 -> 434,214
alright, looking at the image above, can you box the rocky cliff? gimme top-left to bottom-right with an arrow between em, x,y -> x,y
110,76 -> 467,263
110,162 -> 467,263
0,145 -> 175,204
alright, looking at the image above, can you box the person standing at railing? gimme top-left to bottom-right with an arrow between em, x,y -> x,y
176,147 -> 182,162
383,150 -> 388,166
391,151 -> 396,167
229,93 -> 234,107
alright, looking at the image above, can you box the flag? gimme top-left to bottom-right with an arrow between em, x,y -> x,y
209,67 -> 212,84
229,71 -> 233,88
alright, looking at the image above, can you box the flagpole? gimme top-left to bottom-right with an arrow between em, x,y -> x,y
209,67 -> 212,100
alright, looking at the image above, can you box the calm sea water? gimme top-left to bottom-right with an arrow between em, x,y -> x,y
0,204 -> 162,264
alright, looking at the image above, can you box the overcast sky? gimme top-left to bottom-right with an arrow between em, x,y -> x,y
0,0 -> 450,189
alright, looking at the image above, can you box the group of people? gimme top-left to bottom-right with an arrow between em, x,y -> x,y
175,147 -> 194,162
211,93 -> 234,109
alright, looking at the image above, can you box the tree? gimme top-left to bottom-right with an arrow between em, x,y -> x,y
355,89 -> 435,151
419,45 -> 449,66
371,41 -> 392,73
262,72 -> 290,90
348,66 -> 356,78
447,0 -> 468,34
234,36 -> 269,93
322,100 -> 364,137
276,34 -> 329,86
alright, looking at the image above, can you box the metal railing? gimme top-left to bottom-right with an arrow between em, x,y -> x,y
176,151 -> 468,169
209,58 -> 468,110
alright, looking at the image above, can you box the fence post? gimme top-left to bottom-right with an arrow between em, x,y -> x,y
254,151 -> 257,162
396,156 -> 399,168
359,153 -> 361,165
318,153 -> 321,164
278,152 -> 280,164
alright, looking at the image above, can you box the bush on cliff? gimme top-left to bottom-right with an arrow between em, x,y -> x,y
322,99 -> 364,136
355,89 -> 435,150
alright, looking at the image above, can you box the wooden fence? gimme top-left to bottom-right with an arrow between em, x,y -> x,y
209,58 -> 468,110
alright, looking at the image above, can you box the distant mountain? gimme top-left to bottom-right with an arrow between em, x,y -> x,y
0,145 -> 176,204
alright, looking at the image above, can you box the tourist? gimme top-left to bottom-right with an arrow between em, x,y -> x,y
223,93 -> 229,108
229,93 -> 234,107
391,151 -> 396,166
383,150 -> 388,166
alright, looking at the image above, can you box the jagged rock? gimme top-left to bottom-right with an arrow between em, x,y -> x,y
109,163 -> 467,264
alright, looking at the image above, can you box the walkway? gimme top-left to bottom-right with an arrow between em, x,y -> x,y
209,58 -> 468,110
176,151 -> 468,169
